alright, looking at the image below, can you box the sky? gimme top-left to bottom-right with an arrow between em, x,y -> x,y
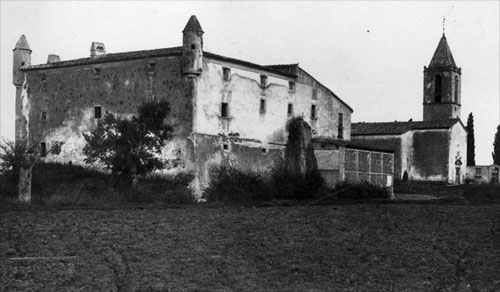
1,1 -> 499,165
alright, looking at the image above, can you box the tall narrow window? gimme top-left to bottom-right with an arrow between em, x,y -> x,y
259,98 -> 266,114
221,102 -> 229,118
41,111 -> 47,121
311,104 -> 317,120
454,76 -> 459,103
289,81 -> 295,92
94,68 -> 101,78
223,67 -> 231,81
434,75 -> 442,103
260,75 -> 268,88
287,103 -> 293,116
338,113 -> 344,139
40,142 -> 47,157
312,88 -> 317,100
94,105 -> 102,119
147,62 -> 156,74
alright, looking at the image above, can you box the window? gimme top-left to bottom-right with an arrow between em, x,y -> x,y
475,168 -> 482,178
40,73 -> 46,82
41,111 -> 47,121
311,104 -> 317,120
40,142 -> 47,157
222,143 -> 229,150
434,75 -> 442,102
261,148 -> 268,154
94,105 -> 102,119
312,88 -> 317,100
94,68 -> 101,78
259,99 -> 266,114
454,76 -> 459,103
337,113 -> 344,139
289,81 -> 295,92
191,44 -> 196,50
221,102 -> 229,118
260,75 -> 268,88
147,62 -> 156,73
287,103 -> 293,116
223,67 -> 231,81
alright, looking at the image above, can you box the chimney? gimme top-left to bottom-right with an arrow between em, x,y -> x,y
90,42 -> 106,57
47,54 -> 60,63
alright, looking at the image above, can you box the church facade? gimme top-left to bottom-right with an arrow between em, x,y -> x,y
13,16 -> 395,195
351,34 -> 467,184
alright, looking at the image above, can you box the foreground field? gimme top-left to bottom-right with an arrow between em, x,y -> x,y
1,204 -> 499,292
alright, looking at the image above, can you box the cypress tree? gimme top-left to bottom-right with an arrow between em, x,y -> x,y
466,113 -> 475,166
493,125 -> 500,165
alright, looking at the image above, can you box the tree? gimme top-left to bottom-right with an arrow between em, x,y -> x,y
466,113 -> 475,166
0,139 -> 63,202
493,125 -> 500,165
83,100 -> 173,187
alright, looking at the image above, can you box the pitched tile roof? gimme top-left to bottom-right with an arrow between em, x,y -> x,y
352,118 -> 463,136
428,34 -> 458,70
264,64 -> 299,77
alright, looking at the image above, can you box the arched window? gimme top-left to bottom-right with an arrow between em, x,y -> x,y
434,75 -> 442,103
454,76 -> 459,103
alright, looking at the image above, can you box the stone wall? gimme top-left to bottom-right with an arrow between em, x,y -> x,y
411,130 -> 449,181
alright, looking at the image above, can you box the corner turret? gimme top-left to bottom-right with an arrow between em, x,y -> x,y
182,15 -> 204,76
13,35 -> 32,86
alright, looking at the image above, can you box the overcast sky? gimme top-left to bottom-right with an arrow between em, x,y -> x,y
1,1 -> 499,164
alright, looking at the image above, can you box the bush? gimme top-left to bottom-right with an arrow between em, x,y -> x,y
333,181 -> 390,200
463,184 -> 500,204
203,164 -> 268,202
203,161 -> 326,203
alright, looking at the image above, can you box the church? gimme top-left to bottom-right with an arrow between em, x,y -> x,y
351,33 -> 467,184
12,15 -> 395,196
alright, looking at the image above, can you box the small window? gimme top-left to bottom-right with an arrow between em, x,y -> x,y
40,142 -> 47,157
221,102 -> 229,118
289,81 -> 295,92
454,75 -> 459,103
259,99 -> 266,114
191,44 -> 196,50
223,67 -> 231,81
261,148 -> 268,154
287,103 -> 293,116
222,143 -> 229,150
21,62 -> 25,66
41,111 -> 47,121
94,105 -> 102,119
312,88 -> 317,100
40,73 -> 46,82
147,62 -> 155,73
94,68 -> 101,77
337,113 -> 344,139
260,75 -> 268,88
434,75 -> 442,103
311,104 -> 317,120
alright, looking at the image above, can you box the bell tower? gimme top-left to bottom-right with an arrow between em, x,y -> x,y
423,33 -> 461,121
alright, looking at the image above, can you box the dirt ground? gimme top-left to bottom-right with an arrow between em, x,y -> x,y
1,204 -> 499,292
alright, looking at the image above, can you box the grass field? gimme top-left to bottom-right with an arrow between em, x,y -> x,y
1,204 -> 499,292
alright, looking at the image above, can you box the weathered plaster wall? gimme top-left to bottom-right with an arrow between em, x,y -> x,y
24,56 -> 194,170
447,123 -> 467,184
196,59 -> 351,146
190,133 -> 284,196
411,129 -> 449,181
350,135 -> 403,179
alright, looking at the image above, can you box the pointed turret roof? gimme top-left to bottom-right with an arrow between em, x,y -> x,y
183,15 -> 203,33
428,34 -> 457,69
13,35 -> 31,51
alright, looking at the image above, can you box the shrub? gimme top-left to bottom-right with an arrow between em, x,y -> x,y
333,181 -> 390,200
203,164 -> 268,202
203,160 -> 326,203
463,184 -> 500,204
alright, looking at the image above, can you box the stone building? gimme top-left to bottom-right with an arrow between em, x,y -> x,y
13,15 -> 394,195
351,33 -> 467,184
